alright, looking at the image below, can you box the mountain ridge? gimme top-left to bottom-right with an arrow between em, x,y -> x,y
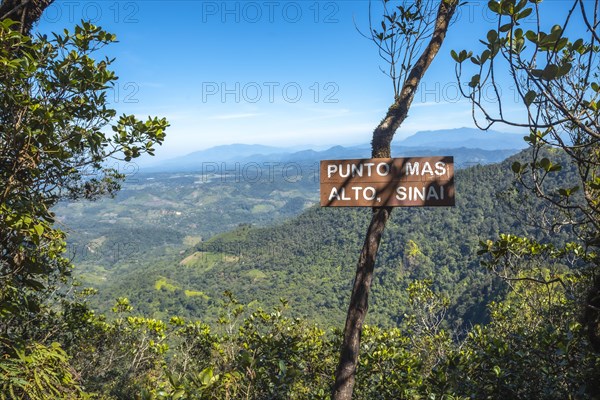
144,127 -> 527,172
399,127 -> 526,150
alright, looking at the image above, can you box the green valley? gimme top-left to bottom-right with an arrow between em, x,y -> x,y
82,149 -> 573,329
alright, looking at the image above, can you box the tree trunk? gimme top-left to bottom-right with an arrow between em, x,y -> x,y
332,2 -> 458,399
0,0 -> 54,35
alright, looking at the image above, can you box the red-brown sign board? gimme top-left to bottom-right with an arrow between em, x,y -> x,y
320,157 -> 455,207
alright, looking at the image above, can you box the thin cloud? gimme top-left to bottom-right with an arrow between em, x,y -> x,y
208,113 -> 262,120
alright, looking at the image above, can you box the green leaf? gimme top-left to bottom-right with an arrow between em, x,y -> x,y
279,359 -> 287,374
525,30 -> 538,43
493,365 -> 501,377
558,186 -> 580,196
33,223 -> 44,236
541,64 -> 559,80
468,74 -> 481,88
481,49 -> 491,62
511,161 -> 522,173
556,62 -> 572,77
531,69 -> 543,78
524,90 -> 536,106
539,157 -> 551,171
166,370 -> 179,388
555,37 -> 569,51
450,49 -> 459,62
514,28 -> 524,38
517,7 -> 533,20
453,49 -> 472,63
549,164 -> 562,172
488,0 -> 500,13
24,279 -> 46,292
198,366 -> 214,386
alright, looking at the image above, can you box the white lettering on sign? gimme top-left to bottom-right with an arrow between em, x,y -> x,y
327,164 -> 337,178
329,186 -> 378,201
377,163 -> 390,176
404,161 -> 447,176
320,157 -> 454,207
327,162 -> 391,179
395,185 -> 445,201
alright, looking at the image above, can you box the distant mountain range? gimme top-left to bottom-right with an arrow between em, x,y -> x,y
398,127 -> 526,150
143,127 -> 527,172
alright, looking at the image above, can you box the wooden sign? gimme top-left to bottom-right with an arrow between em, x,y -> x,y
320,157 -> 455,207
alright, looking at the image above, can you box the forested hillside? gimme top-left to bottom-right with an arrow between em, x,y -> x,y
50,161 -> 319,285
52,146 -> 516,292
90,149 -> 574,329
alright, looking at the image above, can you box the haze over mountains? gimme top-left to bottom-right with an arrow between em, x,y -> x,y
144,127 -> 527,172
398,127 -> 527,149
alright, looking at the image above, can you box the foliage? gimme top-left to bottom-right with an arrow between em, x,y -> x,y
42,280 -> 598,399
436,273 -> 600,399
0,15 -> 167,399
0,17 -> 167,346
454,0 -> 600,354
0,341 -> 88,400
55,294 -> 336,399
362,0 -> 440,97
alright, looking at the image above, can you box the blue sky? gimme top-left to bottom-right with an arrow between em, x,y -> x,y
35,1 -> 574,161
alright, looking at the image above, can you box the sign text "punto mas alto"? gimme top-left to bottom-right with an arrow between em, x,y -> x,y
319,157 -> 455,207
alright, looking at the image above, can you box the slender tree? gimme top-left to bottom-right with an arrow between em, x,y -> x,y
332,1 -> 459,398
453,0 -> 600,352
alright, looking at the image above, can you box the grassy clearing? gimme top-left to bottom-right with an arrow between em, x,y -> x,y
154,277 -> 179,292
245,269 -> 267,280
184,290 -> 209,299
183,235 -> 202,247
251,204 -> 275,214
